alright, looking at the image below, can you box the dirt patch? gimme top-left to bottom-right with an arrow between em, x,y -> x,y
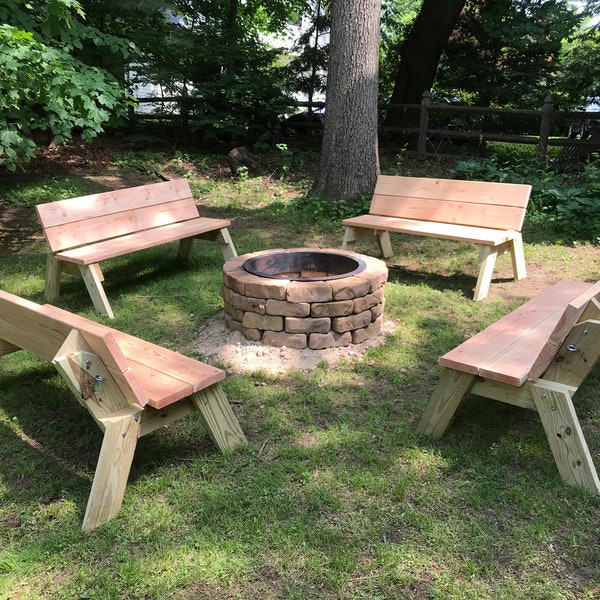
192,310 -> 398,375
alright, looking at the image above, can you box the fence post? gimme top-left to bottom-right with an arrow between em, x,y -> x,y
537,94 -> 553,162
417,91 -> 430,160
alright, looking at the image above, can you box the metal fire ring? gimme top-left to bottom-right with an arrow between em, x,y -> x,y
243,249 -> 367,281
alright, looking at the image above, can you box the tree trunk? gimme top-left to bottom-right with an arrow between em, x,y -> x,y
309,0 -> 381,203
385,0 -> 466,127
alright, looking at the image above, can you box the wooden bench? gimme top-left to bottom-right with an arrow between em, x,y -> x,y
417,280 -> 600,494
341,175 -> 532,301
0,289 -> 246,531
36,179 -> 238,318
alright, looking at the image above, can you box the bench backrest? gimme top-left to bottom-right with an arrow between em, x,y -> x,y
0,289 -> 148,406
371,175 -> 531,231
440,280 -> 600,386
36,179 -> 198,253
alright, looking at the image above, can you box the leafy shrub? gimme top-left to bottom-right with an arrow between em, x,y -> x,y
290,194 -> 372,222
451,155 -> 600,243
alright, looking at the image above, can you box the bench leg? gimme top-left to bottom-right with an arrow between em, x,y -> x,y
178,237 -> 194,261
79,264 -> 114,319
191,228 -> 238,261
509,233 -> 527,281
342,226 -> 393,259
191,382 -> 247,452
83,406 -> 143,531
341,227 -> 357,251
417,369 -> 475,438
473,245 -> 498,301
45,255 -> 63,303
377,230 -> 393,259
531,381 -> 600,494
218,228 -> 238,260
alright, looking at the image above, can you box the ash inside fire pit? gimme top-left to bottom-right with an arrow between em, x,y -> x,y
222,248 -> 388,350
243,249 -> 366,281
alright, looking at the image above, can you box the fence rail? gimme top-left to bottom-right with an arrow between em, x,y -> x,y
132,92 -> 600,162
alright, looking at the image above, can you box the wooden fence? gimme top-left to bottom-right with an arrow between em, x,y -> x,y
133,93 -> 600,163
380,92 -> 600,162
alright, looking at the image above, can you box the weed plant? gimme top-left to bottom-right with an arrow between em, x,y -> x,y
0,140 -> 600,599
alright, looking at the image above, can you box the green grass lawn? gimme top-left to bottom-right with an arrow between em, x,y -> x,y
1,138 -> 600,599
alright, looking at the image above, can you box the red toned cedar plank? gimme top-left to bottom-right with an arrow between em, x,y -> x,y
111,332 -> 224,391
440,280 -> 593,385
340,214 -> 513,246
528,280 -> 600,380
35,179 -> 193,229
41,198 -> 200,253
375,176 -> 531,208
39,300 -> 224,408
56,217 -> 231,265
0,292 -> 148,406
368,195 -> 526,231
39,303 -> 223,407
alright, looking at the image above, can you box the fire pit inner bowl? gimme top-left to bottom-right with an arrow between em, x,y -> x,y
243,249 -> 366,281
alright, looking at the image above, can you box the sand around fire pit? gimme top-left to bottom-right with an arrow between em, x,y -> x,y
191,310 -> 397,375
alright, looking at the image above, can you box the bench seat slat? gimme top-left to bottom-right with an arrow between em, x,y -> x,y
36,302 -> 224,409
440,280 -> 594,385
56,217 -> 231,265
342,214 -> 514,246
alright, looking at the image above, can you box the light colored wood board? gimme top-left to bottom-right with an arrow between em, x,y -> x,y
43,198 -> 200,252
471,379 -> 537,410
368,195 -> 526,231
55,217 -> 232,264
52,329 -> 145,418
416,369 -> 475,438
542,320 -> 600,387
37,304 -> 128,372
139,398 -> 196,437
191,383 -> 247,452
35,179 -> 193,228
0,338 -> 20,356
531,382 -> 600,494
339,215 -> 512,245
82,407 -> 142,531
528,281 -> 600,380
0,291 -> 74,360
440,280 -> 592,385
577,296 -> 600,322
79,264 -> 114,318
374,175 -> 531,208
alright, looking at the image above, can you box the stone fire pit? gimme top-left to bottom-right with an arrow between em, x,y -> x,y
221,248 -> 388,349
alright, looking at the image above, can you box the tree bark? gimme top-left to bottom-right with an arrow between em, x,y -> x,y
384,0 -> 466,127
309,0 -> 381,203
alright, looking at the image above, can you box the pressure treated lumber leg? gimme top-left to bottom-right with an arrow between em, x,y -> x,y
79,264 -> 114,319
191,382 -> 247,452
178,237 -> 195,261
417,369 -> 475,438
217,228 -> 238,260
192,228 -> 238,261
473,245 -> 499,301
509,233 -> 527,281
83,406 -> 143,531
376,230 -> 393,259
44,254 -> 63,303
530,381 -> 600,494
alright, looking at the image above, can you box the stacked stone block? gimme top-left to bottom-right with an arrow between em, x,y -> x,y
221,249 -> 388,349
